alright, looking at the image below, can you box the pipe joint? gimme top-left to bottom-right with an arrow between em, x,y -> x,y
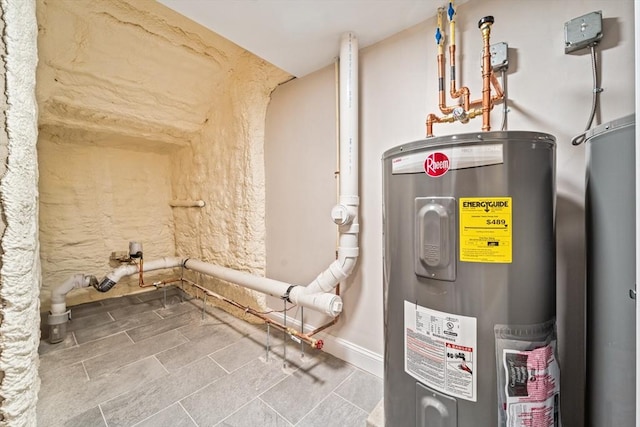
339,195 -> 359,207
95,277 -> 117,293
452,106 -> 469,123
339,222 -> 360,234
331,204 -> 353,226
338,246 -> 360,259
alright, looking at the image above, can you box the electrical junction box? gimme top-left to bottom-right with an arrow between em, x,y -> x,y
490,42 -> 508,71
564,10 -> 603,53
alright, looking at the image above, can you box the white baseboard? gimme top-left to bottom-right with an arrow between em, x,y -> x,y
269,312 -> 384,378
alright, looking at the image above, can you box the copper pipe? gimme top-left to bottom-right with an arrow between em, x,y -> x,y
437,53 -> 454,114
138,257 -> 155,287
184,280 -> 325,350
448,45 -> 471,111
426,112 -> 455,137
151,277 -> 182,287
479,17 -> 494,131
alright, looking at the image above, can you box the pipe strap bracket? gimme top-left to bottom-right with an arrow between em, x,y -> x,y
282,285 -> 296,303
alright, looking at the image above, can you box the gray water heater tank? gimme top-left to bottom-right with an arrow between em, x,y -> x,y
382,131 -> 559,426
585,114 -> 635,426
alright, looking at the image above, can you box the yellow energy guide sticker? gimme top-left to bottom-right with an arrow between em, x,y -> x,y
460,197 -> 512,263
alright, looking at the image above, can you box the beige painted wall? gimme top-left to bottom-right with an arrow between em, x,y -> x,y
265,1 -> 635,426
36,0 -> 289,312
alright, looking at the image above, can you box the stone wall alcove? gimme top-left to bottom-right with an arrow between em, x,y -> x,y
36,0 -> 290,312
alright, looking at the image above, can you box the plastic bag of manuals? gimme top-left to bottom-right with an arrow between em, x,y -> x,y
494,319 -> 561,427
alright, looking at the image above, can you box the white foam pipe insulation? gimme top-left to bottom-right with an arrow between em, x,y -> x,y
49,31 -> 359,330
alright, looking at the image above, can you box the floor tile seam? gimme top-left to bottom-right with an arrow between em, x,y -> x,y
214,397 -> 260,426
154,301 -> 199,320
81,360 -> 91,381
329,369 -> 356,395
331,390 -> 371,415
75,329 -> 131,347
178,401 -> 201,427
257,396 -> 296,426
150,309 -> 165,319
93,355 -> 170,413
207,354 -> 232,375
87,353 -> 163,382
256,361 -> 297,400
98,404 -> 110,427
207,337 -> 238,357
290,389 -> 334,426
108,310 -> 159,323
175,369 -> 229,405
154,355 -> 171,374
128,402 -> 175,427
86,336 -> 189,379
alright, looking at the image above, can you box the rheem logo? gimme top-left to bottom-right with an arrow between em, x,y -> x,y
424,152 -> 450,177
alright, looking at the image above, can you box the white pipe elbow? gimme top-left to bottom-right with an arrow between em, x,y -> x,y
50,274 -> 95,314
289,290 -> 343,317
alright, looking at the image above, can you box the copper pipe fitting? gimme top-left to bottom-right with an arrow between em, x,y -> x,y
185,280 -> 325,350
448,45 -> 472,111
426,11 -> 502,137
479,16 -> 494,131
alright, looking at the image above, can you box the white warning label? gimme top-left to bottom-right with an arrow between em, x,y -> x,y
404,301 -> 477,401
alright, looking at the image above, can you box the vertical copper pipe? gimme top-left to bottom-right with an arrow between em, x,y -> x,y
479,16 -> 494,131
448,45 -> 471,111
426,113 -> 438,137
438,53 -> 454,114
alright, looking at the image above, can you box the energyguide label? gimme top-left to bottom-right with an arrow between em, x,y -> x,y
459,197 -> 512,263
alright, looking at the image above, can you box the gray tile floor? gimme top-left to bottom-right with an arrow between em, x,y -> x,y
38,287 -> 383,427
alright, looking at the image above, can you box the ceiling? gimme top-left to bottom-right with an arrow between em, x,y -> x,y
157,0 -> 455,77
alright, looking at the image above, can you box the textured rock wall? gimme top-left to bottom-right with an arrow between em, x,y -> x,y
172,54 -> 289,312
38,128 -> 176,308
0,0 -> 41,424
36,0 -> 290,313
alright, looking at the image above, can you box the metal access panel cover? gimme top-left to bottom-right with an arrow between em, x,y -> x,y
416,382 -> 457,427
414,197 -> 456,281
564,11 -> 603,53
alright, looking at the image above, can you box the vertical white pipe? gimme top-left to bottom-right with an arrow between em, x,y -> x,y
305,32 -> 360,295
339,32 -> 359,199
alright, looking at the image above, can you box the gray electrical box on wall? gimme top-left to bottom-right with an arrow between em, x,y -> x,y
564,11 -> 603,53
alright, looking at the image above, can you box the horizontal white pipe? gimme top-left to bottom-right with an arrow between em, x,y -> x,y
169,200 -> 205,208
183,259 -> 294,300
106,257 -> 182,283
91,257 -> 343,316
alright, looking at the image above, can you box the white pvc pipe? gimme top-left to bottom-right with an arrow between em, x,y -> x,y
306,31 -> 360,296
50,274 -> 94,314
88,256 -> 342,316
170,200 -> 205,208
54,32 -> 359,320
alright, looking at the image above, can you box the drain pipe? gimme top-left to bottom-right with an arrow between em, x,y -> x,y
48,274 -> 97,343
48,32 -> 359,340
311,31 -> 360,295
90,257 -> 343,316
